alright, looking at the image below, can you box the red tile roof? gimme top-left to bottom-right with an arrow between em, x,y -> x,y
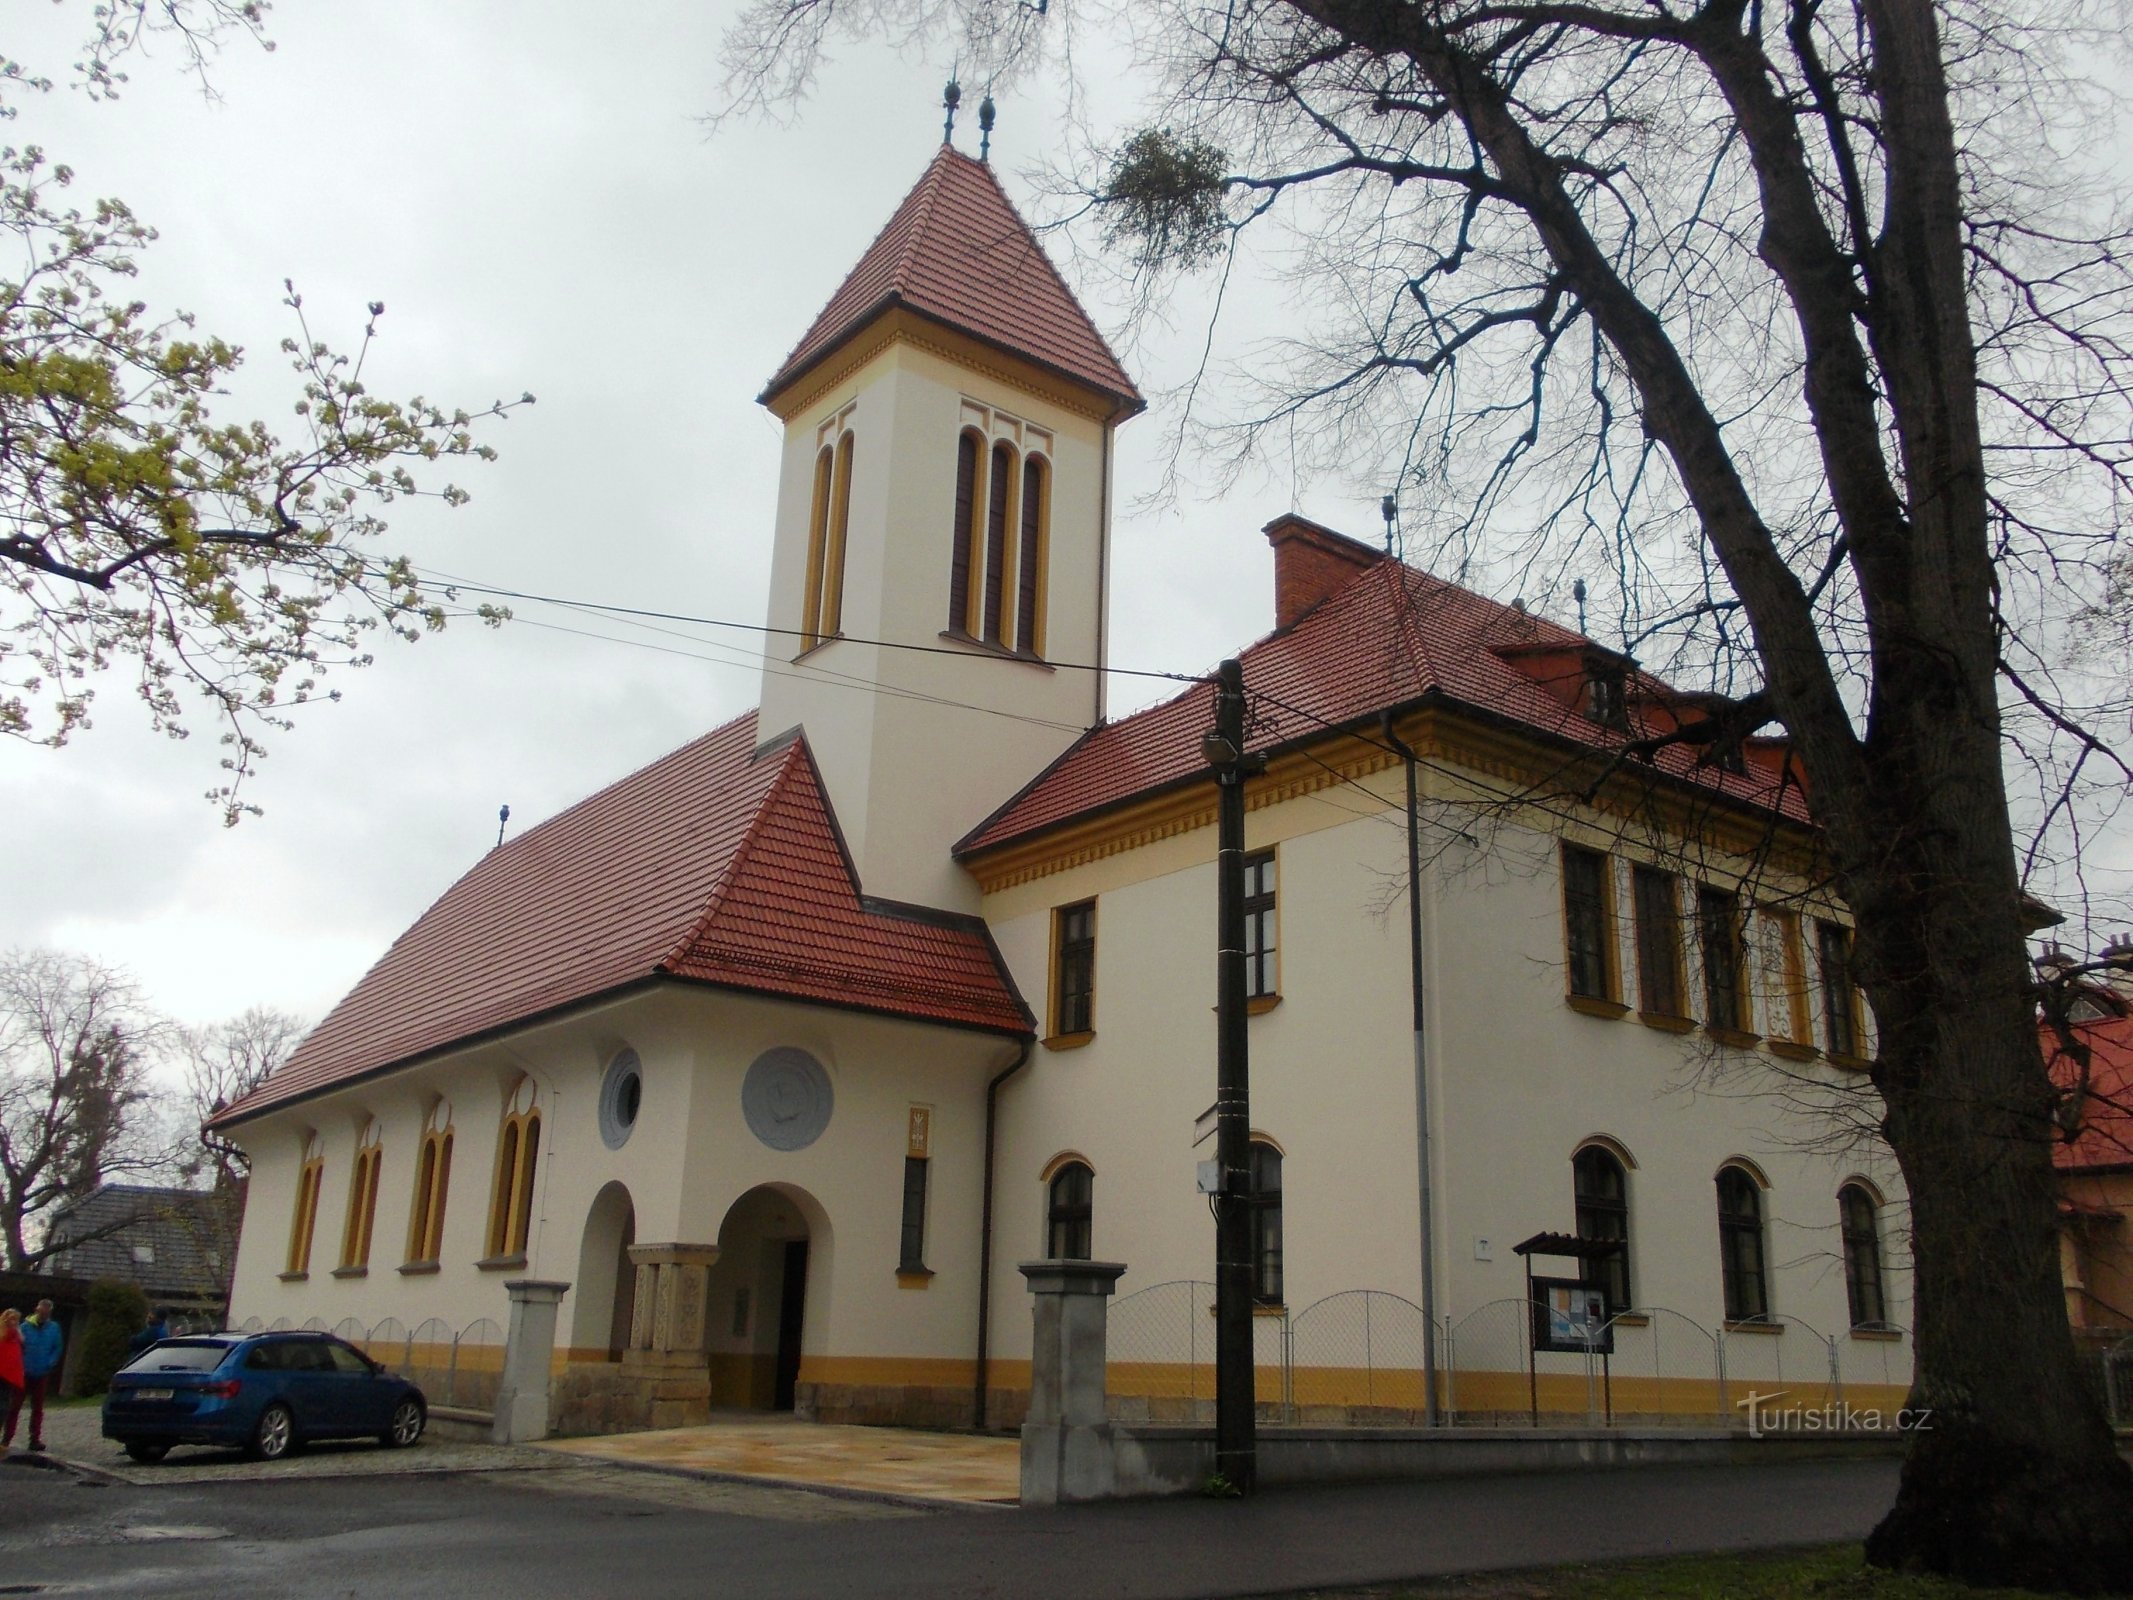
2049,1007 -> 2133,1173
958,551 -> 1814,856
761,145 -> 1143,416
214,715 -> 1031,1127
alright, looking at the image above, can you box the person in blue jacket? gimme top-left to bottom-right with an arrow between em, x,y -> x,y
8,1299 -> 63,1452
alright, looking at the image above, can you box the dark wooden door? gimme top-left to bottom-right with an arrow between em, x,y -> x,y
773,1239 -> 809,1411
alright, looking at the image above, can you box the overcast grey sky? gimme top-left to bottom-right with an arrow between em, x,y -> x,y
1,1 -> 1383,1031
5,2 -> 2126,1039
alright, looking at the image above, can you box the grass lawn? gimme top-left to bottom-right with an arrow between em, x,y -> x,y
1291,1544 -> 2121,1599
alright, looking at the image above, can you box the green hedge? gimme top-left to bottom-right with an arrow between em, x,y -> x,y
72,1279 -> 149,1396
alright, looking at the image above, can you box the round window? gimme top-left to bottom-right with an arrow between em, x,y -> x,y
598,1049 -> 644,1150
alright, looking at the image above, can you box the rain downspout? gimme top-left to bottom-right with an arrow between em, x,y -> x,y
973,1036 -> 1033,1430
1381,710 -> 1440,1426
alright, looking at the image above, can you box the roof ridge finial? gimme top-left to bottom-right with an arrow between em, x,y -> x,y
978,91 -> 996,162
943,75 -> 961,146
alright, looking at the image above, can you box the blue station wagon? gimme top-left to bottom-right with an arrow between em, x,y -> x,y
102,1331 -> 427,1463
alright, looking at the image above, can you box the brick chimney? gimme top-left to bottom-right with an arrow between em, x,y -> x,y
1264,514 -> 1387,630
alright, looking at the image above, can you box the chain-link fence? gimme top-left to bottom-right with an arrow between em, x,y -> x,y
1113,1288 -> 1912,1430
2106,1333 -> 2133,1426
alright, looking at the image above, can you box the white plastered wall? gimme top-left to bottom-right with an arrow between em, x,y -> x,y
981,756 -> 1911,1385
756,339 -> 1114,911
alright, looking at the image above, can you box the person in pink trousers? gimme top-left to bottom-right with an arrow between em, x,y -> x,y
0,1308 -> 25,1450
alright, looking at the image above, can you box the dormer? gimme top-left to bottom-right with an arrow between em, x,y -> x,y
1494,640 -> 1636,731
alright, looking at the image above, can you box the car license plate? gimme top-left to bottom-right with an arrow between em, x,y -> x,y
133,1388 -> 174,1401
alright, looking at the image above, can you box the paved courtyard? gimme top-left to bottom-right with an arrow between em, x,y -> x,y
538,1413 -> 1021,1505
21,1399 -> 562,1486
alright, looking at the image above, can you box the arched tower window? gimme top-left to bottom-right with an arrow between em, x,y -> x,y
1017,454 -> 1048,656
1572,1144 -> 1631,1310
1839,1182 -> 1887,1328
950,429 -> 981,635
949,406 -> 1053,656
983,439 -> 1016,644
1046,1161 -> 1093,1259
1717,1164 -> 1769,1322
802,432 -> 855,649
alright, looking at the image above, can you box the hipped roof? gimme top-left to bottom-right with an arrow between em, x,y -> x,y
761,144 -> 1143,416
214,715 -> 1031,1128
959,553 -> 1812,858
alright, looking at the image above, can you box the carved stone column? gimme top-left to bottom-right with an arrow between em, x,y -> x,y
619,1242 -> 720,1429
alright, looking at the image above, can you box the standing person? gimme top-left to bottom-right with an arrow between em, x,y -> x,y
126,1307 -> 170,1360
16,1300 -> 62,1453
0,1309 -> 23,1452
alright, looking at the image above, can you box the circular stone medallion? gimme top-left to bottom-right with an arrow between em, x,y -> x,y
741,1047 -> 833,1151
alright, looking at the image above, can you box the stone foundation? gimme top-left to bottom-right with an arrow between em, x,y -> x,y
548,1361 -> 1031,1438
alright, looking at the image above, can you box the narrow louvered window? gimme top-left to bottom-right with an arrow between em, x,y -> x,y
820,431 -> 854,639
407,1124 -> 452,1265
983,440 -> 1014,643
801,446 -> 834,648
899,1156 -> 930,1272
1016,455 -> 1047,655
950,430 -> 980,633
486,1088 -> 542,1261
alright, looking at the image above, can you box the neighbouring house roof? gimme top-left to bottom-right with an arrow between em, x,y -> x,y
213,715 -> 1033,1128
760,144 -> 1143,416
957,551 -> 1813,858
39,1184 -> 234,1301
2049,1007 -> 2133,1174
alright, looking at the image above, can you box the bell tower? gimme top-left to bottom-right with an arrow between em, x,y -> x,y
755,141 -> 1143,912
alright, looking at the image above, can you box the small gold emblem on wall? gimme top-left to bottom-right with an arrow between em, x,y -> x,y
907,1105 -> 932,1159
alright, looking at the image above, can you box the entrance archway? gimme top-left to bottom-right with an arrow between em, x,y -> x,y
705,1184 -> 830,1411
572,1181 -> 636,1360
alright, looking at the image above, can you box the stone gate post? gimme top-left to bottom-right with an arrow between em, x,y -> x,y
1018,1258 -> 1127,1505
493,1278 -> 570,1444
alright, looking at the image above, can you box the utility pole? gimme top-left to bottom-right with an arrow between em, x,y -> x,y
1204,657 -> 1265,1492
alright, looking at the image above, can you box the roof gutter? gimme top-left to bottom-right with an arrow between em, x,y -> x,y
972,1035 -> 1033,1431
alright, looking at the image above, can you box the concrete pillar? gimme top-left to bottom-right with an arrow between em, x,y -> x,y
619,1242 -> 719,1429
492,1278 -> 570,1444
1018,1259 -> 1127,1505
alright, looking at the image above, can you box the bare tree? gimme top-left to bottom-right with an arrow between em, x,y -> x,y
180,1006 -> 306,1193
0,948 -> 166,1270
720,0 -> 2133,1586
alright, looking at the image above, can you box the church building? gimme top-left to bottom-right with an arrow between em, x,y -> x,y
213,140 -> 1913,1434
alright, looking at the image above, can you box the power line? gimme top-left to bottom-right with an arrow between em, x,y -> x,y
415,568 -> 1205,688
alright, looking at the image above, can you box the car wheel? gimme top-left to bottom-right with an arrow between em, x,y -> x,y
124,1441 -> 171,1465
383,1397 -> 425,1449
250,1402 -> 296,1462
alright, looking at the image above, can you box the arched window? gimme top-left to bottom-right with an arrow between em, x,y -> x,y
286,1131 -> 325,1276
406,1100 -> 454,1265
486,1081 -> 542,1261
1572,1145 -> 1631,1310
983,439 -> 1015,644
950,429 -> 981,635
1839,1183 -> 1887,1328
1047,1161 -> 1093,1259
1717,1165 -> 1769,1322
1249,1141 -> 1284,1306
1016,454 -> 1047,656
801,433 -> 854,649
339,1121 -> 383,1271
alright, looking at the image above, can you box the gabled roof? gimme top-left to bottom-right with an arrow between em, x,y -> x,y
958,554 -> 1812,856
41,1184 -> 234,1299
761,145 -> 1143,416
2049,1008 -> 2133,1174
216,714 -> 1031,1127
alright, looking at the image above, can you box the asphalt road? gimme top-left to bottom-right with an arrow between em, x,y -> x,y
0,1455 -> 1901,1599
